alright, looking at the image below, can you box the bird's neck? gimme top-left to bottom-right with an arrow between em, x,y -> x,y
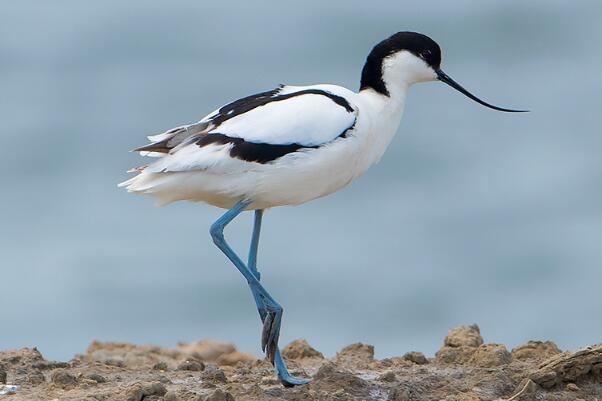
359,82 -> 409,127
354,84 -> 409,168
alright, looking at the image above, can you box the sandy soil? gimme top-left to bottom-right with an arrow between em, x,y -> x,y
1,324 -> 601,401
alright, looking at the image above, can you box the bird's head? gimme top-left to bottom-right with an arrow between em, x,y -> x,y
360,31 -> 527,112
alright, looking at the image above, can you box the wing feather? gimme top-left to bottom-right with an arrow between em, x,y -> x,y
210,92 -> 355,146
130,85 -> 358,174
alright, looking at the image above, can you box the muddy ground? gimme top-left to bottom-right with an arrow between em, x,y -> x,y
1,324 -> 601,401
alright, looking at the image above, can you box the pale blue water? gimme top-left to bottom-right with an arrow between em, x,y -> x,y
1,1 -> 602,362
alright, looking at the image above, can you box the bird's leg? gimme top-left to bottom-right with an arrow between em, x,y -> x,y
247,209 -> 268,319
210,202 -> 278,349
245,209 -> 309,386
247,209 -> 263,294
248,209 -> 263,281
210,201 -> 310,386
246,208 -> 282,359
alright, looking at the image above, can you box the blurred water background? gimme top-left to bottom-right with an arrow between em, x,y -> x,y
1,0 -> 601,362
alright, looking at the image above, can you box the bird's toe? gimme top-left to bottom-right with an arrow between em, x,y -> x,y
261,309 -> 282,363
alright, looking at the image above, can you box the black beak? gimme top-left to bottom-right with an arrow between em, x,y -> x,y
436,69 -> 528,113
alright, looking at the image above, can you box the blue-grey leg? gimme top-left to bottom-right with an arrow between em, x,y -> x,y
248,209 -> 263,281
246,209 -> 309,386
247,209 -> 266,317
210,201 -> 310,386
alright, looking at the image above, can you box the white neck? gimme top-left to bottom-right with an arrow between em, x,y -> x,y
361,82 -> 409,116
353,84 -> 409,172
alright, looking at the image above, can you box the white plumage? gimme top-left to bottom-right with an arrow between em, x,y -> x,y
119,80 -> 408,209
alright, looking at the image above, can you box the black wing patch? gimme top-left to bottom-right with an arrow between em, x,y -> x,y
196,133 -> 312,164
196,119 -> 356,164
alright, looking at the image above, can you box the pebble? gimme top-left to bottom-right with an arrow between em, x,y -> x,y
511,341 -> 561,361
153,361 -> 169,371
51,369 -> 78,389
435,346 -> 477,364
403,351 -> 428,365
444,325 -> 484,348
144,382 -> 167,397
435,325 -> 486,365
566,382 -> 580,391
468,344 -> 511,368
313,362 -> 367,392
378,371 -> 397,382
337,343 -> 374,360
201,367 -> 228,383
124,383 -> 145,401
164,390 -> 179,401
335,343 -> 375,368
124,382 -> 167,401
86,373 -> 107,383
177,360 -> 205,372
281,339 -> 324,359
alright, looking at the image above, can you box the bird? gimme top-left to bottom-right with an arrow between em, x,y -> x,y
119,31 -> 526,386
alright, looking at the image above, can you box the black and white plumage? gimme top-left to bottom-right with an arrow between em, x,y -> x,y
120,32 -> 523,209
120,83 -> 362,208
135,86 -> 356,163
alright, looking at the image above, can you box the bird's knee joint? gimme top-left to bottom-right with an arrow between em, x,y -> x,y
210,223 -> 224,243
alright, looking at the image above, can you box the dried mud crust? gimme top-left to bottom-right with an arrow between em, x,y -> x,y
0,325 -> 600,401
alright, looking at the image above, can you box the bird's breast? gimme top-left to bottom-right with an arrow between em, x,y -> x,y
350,96 -> 406,176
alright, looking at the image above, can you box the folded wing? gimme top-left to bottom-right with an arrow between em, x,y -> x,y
132,85 -> 357,172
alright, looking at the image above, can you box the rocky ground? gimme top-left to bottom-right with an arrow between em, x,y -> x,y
1,324 -> 601,401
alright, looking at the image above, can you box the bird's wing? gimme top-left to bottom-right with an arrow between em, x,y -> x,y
135,85 -> 358,172
133,87 -> 286,155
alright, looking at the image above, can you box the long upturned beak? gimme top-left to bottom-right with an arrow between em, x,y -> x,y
436,69 -> 528,113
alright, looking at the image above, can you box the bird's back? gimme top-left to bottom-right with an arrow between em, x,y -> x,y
119,84 -> 378,209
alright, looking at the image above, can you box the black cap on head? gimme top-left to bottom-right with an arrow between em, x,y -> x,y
360,32 -> 441,95
360,31 -> 528,112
